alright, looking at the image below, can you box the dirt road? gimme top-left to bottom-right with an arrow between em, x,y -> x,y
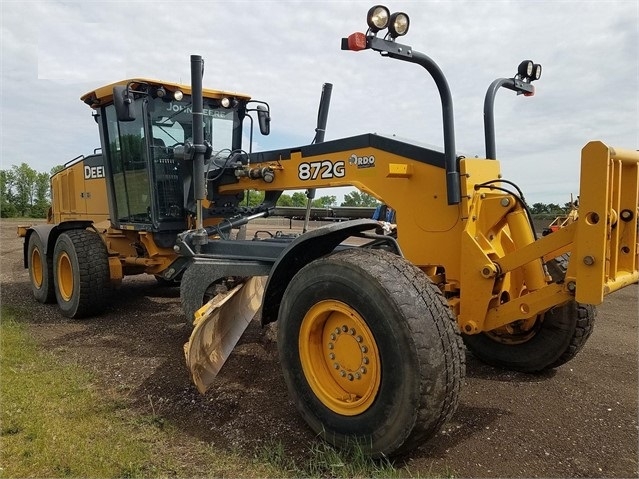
2,219 -> 637,477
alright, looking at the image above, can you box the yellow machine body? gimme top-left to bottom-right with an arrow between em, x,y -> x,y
217,139 -> 638,335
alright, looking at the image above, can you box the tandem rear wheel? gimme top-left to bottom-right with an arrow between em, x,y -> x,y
462,301 -> 595,372
277,248 -> 465,457
27,233 -> 56,304
463,255 -> 596,372
52,229 -> 110,318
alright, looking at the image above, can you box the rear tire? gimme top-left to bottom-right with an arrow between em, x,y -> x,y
27,233 -> 55,303
53,230 -> 110,319
463,301 -> 595,372
277,249 -> 464,457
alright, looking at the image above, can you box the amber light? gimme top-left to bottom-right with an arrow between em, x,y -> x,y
347,32 -> 368,51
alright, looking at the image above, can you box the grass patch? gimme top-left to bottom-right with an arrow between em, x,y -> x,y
1,307 -> 158,477
0,306 -> 281,478
257,439 -> 450,478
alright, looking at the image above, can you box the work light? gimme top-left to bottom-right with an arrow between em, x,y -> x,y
388,12 -> 410,37
173,90 -> 184,101
518,60 -> 533,79
367,5 -> 390,32
532,63 -> 542,80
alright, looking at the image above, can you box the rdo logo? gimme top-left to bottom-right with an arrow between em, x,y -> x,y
348,154 -> 375,169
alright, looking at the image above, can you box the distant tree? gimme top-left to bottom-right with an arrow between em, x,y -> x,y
245,190 -> 265,206
12,163 -> 37,217
290,192 -> 308,207
546,203 -> 562,214
277,193 -> 293,207
31,172 -> 51,218
50,165 -> 64,176
312,195 -> 336,208
0,169 -> 17,217
341,191 -> 379,207
531,202 -> 548,214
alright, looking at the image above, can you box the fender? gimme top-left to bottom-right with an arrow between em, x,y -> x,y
22,221 -> 94,268
260,218 -> 400,325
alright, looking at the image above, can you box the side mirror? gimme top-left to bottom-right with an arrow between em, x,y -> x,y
257,104 -> 270,136
113,85 -> 136,122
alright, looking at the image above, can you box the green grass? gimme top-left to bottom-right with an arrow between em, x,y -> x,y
0,305 -> 448,478
0,306 -> 281,478
256,439 -> 443,478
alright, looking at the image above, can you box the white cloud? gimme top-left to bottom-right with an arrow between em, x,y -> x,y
1,0 -> 637,204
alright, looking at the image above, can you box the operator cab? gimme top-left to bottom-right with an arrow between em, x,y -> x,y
81,79 -> 265,236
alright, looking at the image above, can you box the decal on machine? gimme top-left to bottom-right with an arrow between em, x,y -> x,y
84,165 -> 105,179
298,160 -> 346,181
349,154 -> 375,169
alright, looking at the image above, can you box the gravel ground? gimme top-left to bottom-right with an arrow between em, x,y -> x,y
1,218 -> 637,477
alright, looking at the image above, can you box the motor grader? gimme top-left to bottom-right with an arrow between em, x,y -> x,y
21,5 -> 638,458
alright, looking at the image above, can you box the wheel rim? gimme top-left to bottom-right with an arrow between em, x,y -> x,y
299,300 -> 381,416
484,316 -> 542,344
57,252 -> 74,301
31,247 -> 43,288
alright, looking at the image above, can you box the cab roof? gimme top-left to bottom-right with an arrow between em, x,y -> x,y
81,78 -> 251,108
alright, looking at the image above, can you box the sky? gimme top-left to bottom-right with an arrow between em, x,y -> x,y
1,0 -> 637,206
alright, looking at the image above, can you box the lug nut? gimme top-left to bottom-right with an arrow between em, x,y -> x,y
340,370 -> 346,377
361,367 -> 367,374
329,353 -> 335,360
363,357 -> 369,365
341,325 -> 348,332
349,328 -> 355,335
333,363 -> 339,369
328,343 -> 334,350
334,328 -> 340,335
347,374 -> 354,381
361,345 -> 368,353
356,336 -> 363,343
355,373 -> 361,380
330,333 -> 336,340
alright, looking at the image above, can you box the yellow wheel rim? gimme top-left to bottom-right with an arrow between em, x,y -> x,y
57,252 -> 74,302
299,300 -> 381,416
31,247 -> 43,288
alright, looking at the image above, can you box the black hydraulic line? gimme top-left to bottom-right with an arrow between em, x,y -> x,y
206,211 -> 269,237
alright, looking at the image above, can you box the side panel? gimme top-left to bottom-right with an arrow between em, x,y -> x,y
51,155 -> 109,224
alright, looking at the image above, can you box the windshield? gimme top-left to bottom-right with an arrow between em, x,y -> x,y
150,97 -> 237,156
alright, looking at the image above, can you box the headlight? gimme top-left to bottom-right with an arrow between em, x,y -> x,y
173,90 -> 184,101
221,97 -> 231,108
367,5 -> 390,32
388,12 -> 410,37
518,60 -> 533,79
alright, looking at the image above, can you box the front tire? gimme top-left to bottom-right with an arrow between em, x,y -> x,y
27,233 -> 55,303
53,230 -> 110,318
277,249 -> 464,457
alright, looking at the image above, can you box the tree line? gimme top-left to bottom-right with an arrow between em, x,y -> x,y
0,163 -> 63,218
